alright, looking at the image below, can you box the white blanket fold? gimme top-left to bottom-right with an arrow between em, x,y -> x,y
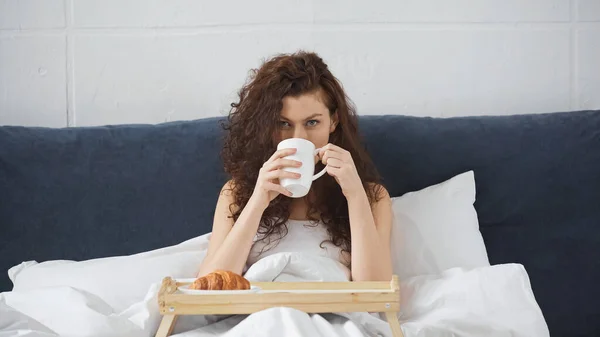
1,251 -> 549,337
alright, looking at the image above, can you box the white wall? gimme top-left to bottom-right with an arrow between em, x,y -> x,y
0,0 -> 599,127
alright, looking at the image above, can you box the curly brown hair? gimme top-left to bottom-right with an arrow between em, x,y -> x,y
221,50 -> 383,258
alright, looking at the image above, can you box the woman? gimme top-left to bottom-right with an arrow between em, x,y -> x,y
198,51 -> 393,282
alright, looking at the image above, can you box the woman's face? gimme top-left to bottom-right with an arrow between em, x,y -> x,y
275,90 -> 337,149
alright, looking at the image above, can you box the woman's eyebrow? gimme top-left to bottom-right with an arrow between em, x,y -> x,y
280,113 -> 323,122
304,113 -> 323,120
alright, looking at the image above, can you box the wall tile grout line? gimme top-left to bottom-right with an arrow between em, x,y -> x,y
571,0 -> 580,110
0,21 -> 583,34
65,0 -> 75,127
2,24 -> 592,39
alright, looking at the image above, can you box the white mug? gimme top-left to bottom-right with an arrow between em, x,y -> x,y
277,138 -> 327,198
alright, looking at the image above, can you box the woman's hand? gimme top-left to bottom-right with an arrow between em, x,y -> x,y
318,144 -> 364,200
249,148 -> 302,210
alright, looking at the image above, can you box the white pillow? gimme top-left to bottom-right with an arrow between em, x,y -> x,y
390,171 -> 489,280
8,234 -> 210,313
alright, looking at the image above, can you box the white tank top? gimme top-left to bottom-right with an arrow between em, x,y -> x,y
246,219 -> 350,268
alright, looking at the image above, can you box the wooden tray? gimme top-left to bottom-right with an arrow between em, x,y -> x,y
156,275 -> 404,337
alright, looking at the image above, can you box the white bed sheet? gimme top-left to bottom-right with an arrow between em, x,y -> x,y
0,234 -> 549,337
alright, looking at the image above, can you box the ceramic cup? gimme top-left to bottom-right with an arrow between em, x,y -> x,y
276,138 -> 326,198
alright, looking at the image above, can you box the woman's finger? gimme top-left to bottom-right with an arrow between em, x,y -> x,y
319,143 -> 348,157
265,148 -> 297,165
326,165 -> 341,177
320,149 -> 344,165
264,181 -> 293,197
325,157 -> 343,168
264,158 -> 302,172
265,169 -> 300,181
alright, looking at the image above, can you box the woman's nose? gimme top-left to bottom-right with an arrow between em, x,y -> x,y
293,127 -> 308,139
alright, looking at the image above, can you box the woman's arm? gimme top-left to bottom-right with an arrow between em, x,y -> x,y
197,181 -> 265,276
318,143 -> 393,282
197,147 -> 300,277
347,185 -> 393,282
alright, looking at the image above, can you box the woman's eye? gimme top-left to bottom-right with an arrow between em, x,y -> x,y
306,120 -> 319,127
279,121 -> 290,128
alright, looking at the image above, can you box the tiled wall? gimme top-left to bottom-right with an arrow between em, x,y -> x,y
0,0 -> 598,127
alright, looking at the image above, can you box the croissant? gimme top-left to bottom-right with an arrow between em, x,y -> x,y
190,270 -> 251,290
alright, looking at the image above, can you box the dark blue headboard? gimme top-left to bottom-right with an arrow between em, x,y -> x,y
1,110 -> 599,337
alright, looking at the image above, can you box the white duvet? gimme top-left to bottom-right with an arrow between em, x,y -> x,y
0,233 -> 549,337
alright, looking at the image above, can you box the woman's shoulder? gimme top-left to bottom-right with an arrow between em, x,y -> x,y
366,182 -> 390,201
215,180 -> 237,210
218,179 -> 248,213
220,179 -> 235,196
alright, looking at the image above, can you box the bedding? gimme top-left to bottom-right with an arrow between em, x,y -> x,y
1,233 -> 549,337
390,171 -> 489,280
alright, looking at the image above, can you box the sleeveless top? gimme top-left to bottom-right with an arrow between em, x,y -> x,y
246,219 -> 350,271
